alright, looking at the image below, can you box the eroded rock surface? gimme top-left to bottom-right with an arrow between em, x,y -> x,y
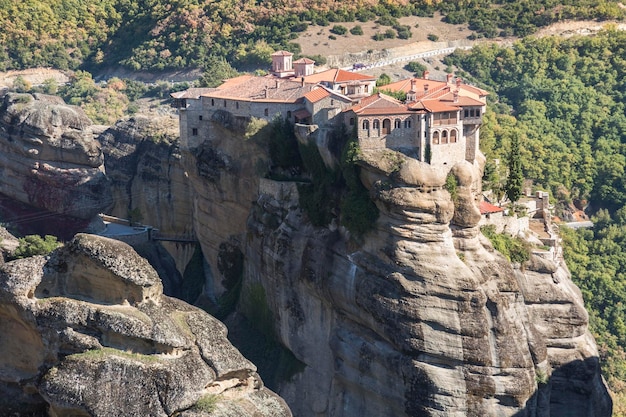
98,115 -> 195,277
238,147 -> 610,416
0,93 -> 111,221
0,233 -> 291,417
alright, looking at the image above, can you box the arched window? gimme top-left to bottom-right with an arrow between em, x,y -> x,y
450,129 -> 457,143
264,108 -> 269,116
211,99 -> 215,106
350,117 -> 355,126
442,130 -> 448,144
373,119 -> 380,129
236,102 -> 239,109
362,120 -> 370,130
224,100 -> 227,107
404,119 -> 411,129
394,119 -> 401,129
382,119 -> 391,134
433,131 -> 440,144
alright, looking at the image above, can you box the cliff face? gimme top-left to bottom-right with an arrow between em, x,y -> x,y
0,91 -> 609,415
179,113 -> 610,416
0,233 -> 291,417
98,114 -> 196,275
0,93 -> 110,227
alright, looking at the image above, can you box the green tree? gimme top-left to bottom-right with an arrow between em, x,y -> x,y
12,235 -> 60,259
504,132 -> 524,203
12,76 -> 31,93
350,25 -> 363,35
376,73 -> 391,87
42,78 -> 58,95
198,56 -> 239,88
505,132 -> 523,203
330,25 -> 348,35
405,61 -> 427,76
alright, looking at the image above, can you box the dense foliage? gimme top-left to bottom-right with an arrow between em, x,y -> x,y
11,235 -> 60,259
1,0 -> 625,72
562,216 -> 626,414
446,28 -> 626,212
481,225 -> 530,264
448,29 -> 626,410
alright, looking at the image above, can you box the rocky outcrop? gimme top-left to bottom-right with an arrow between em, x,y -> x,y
236,147 -> 611,416
98,115 -> 196,276
0,93 -> 111,223
0,233 -> 291,417
90,103 -> 609,415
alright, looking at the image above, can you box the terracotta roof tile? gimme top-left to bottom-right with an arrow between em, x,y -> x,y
303,68 -> 375,84
480,201 -> 504,214
200,76 -> 314,103
303,88 -> 330,103
347,93 -> 412,115
294,58 -> 315,64
410,99 -> 459,112
271,50 -> 293,56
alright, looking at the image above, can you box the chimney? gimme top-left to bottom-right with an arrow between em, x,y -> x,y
447,73 -> 453,84
456,77 -> 462,88
423,70 -> 429,80
453,90 -> 459,103
264,86 -> 268,98
410,79 -> 417,92
424,83 -> 429,92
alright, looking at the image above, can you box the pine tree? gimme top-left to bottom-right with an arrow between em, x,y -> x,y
505,132 -> 523,203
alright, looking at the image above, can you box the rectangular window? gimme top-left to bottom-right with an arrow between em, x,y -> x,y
192,128 -> 198,136
199,115 -> 203,120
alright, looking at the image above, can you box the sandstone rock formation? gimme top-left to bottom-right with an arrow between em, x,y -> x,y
7,95 -> 605,416
0,93 -> 111,227
0,233 -> 291,417
98,115 -> 196,278
177,113 -> 610,416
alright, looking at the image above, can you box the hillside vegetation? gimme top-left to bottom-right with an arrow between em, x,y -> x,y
1,0 -> 625,72
446,28 -> 626,413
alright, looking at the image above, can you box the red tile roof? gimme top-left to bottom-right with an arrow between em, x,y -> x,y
303,68 -> 375,84
303,88 -> 331,103
410,99 -> 459,112
294,57 -> 315,64
200,76 -> 315,103
384,77 -> 489,103
347,93 -> 413,116
272,50 -> 293,56
480,201 -> 504,215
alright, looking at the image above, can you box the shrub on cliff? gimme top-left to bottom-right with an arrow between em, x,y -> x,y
11,235 -> 60,259
481,225 -> 530,264
340,139 -> 379,237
